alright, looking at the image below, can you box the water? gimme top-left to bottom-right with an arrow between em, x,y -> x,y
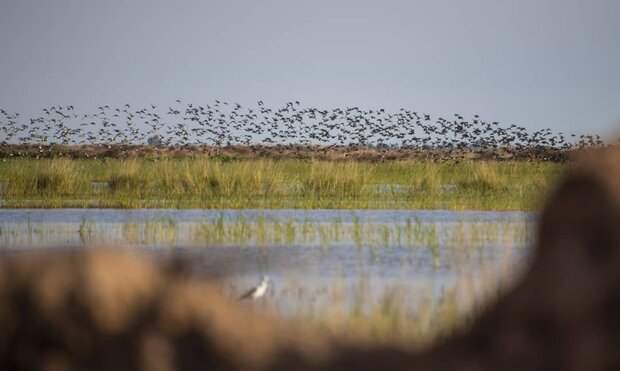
0,208 -> 536,318
0,208 -> 534,224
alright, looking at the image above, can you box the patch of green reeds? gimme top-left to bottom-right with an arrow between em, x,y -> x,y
0,158 -> 563,210
0,216 -> 534,266
2,158 -> 89,197
108,159 -> 149,193
301,161 -> 369,197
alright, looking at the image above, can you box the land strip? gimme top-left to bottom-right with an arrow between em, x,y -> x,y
0,157 -> 563,210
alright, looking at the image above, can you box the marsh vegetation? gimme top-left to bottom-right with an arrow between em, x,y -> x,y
0,208 -> 532,345
0,157 -> 561,209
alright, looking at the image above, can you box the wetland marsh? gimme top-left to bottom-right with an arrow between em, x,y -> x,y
0,102 -> 577,344
0,208 -> 534,344
0,157 -> 562,210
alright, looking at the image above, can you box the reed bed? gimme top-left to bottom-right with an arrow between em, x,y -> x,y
0,157 -> 562,209
0,215 -> 534,251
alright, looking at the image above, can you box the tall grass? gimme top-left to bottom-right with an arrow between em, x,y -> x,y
108,159 -> 147,192
302,161 -> 369,197
3,158 -> 88,197
0,158 -> 563,210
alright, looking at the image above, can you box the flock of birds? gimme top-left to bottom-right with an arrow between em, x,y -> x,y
0,100 -> 606,152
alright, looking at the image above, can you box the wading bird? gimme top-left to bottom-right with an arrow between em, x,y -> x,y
238,276 -> 269,300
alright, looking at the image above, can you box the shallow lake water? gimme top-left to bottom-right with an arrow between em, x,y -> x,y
0,209 -> 536,319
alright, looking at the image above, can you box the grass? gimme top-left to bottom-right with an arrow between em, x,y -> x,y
0,157 -> 562,209
1,215 -> 534,251
295,274 -> 504,347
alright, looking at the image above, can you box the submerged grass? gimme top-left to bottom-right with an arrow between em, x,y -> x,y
250,262 -> 515,347
0,158 -> 563,210
298,277 -> 499,346
0,216 -> 534,266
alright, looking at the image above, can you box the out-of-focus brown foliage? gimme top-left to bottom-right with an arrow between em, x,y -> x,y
2,148 -> 620,370
393,147 -> 620,370
0,250 -> 332,371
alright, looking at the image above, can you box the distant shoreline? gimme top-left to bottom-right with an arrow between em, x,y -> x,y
0,156 -> 562,210
0,144 -> 589,162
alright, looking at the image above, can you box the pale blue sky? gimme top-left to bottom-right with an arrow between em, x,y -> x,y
1,0 -> 619,136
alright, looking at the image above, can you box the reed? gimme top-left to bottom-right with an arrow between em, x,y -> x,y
276,270 -> 508,347
301,161 -> 369,197
0,215 -> 534,260
2,157 -> 88,197
0,158 -> 563,210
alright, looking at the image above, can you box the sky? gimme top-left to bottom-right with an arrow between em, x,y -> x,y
1,0 -> 619,137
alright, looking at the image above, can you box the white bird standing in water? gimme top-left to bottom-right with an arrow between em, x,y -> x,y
238,275 -> 270,300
